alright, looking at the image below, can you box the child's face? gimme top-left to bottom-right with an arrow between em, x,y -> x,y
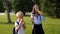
17,12 -> 23,19
20,13 -> 23,18
34,5 -> 39,12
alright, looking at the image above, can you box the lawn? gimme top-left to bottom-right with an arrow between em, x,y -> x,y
0,15 -> 60,34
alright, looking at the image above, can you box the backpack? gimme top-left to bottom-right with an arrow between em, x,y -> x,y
12,21 -> 19,34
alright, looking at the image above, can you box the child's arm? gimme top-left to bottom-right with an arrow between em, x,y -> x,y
15,24 -> 21,30
15,19 -> 23,30
30,13 -> 34,24
37,11 -> 43,15
37,11 -> 45,22
15,22 -> 21,30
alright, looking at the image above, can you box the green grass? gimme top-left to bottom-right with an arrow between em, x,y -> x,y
0,15 -> 60,34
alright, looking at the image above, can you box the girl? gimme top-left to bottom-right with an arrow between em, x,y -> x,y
15,11 -> 26,34
30,4 -> 45,34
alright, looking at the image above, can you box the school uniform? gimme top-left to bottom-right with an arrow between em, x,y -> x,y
31,14 -> 44,34
15,20 -> 24,34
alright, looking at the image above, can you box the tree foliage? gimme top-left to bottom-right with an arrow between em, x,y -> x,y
40,0 -> 60,18
12,0 -> 40,15
13,0 -> 32,14
0,0 -> 4,12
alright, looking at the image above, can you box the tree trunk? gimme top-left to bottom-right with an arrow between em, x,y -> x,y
4,0 -> 11,23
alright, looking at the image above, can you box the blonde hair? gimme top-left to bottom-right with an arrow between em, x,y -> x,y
16,11 -> 23,17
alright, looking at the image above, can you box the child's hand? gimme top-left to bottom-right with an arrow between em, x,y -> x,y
37,11 -> 43,15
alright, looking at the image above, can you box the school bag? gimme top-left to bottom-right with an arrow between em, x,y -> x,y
12,21 -> 19,34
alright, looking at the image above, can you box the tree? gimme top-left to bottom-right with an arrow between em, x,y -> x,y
13,0 -> 33,15
0,0 -> 4,12
12,0 -> 40,15
56,0 -> 60,18
4,0 -> 11,23
43,0 -> 57,18
44,0 -> 60,18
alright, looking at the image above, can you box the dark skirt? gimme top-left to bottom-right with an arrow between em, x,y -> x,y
32,24 -> 44,34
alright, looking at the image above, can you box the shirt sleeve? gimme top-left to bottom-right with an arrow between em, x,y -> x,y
41,15 -> 45,22
30,13 -> 33,18
30,13 -> 34,24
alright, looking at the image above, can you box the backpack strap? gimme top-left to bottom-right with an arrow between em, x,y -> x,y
12,21 -> 19,34
15,21 -> 19,32
16,21 -> 19,25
